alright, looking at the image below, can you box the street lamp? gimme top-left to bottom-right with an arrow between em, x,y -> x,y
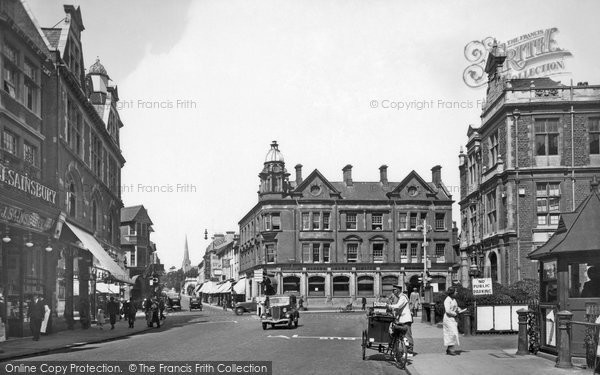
417,220 -> 432,293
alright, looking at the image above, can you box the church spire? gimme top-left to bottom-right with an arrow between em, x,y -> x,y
182,235 -> 191,273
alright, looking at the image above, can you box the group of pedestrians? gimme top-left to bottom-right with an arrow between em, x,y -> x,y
96,297 -> 138,329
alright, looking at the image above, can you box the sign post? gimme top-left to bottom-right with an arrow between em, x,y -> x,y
472,278 -> 493,332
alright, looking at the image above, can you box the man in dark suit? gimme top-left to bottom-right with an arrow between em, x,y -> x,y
107,297 -> 119,330
28,294 -> 45,341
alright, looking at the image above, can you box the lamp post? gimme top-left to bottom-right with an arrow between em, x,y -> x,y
417,220 -> 432,294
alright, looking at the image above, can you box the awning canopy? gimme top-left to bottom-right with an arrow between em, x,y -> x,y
194,283 -> 204,294
216,280 -> 232,293
199,281 -> 217,294
529,190 -> 600,260
95,282 -> 120,294
233,278 -> 245,294
65,222 -> 132,284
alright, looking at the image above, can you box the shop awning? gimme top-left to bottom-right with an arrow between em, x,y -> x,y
65,222 -> 132,284
194,283 -> 204,294
232,278 -> 245,294
216,280 -> 232,293
199,281 -> 216,294
95,282 -> 120,294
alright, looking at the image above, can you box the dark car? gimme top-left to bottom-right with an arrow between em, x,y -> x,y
190,296 -> 202,310
167,296 -> 181,311
261,295 -> 299,329
234,300 -> 257,315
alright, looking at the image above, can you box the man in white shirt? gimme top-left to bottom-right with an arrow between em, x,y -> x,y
389,284 -> 414,356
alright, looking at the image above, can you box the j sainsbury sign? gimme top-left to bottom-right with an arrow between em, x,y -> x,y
463,27 -> 573,88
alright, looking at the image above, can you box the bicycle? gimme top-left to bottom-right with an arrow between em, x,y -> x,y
386,323 -> 409,369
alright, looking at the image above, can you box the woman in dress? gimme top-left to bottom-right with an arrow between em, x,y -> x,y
443,287 -> 465,355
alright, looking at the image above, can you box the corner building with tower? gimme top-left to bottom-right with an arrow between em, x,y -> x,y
238,142 -> 458,306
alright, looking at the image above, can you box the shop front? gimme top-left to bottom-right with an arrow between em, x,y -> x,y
0,198 -> 58,338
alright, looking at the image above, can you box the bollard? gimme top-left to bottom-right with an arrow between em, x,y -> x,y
462,310 -> 472,336
421,303 -> 429,323
555,310 -> 573,368
516,308 -> 531,355
429,303 -> 436,325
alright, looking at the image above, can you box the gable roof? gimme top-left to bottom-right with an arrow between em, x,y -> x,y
120,205 -> 153,225
529,188 -> 600,259
293,169 -> 342,198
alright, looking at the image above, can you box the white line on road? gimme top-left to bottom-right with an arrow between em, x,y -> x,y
195,320 -> 238,324
268,334 -> 359,341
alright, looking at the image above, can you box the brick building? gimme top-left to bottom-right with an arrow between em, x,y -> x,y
42,5 -> 129,329
0,0 -> 59,337
238,141 -> 458,306
458,44 -> 600,286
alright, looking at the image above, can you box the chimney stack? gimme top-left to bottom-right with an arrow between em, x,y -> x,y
431,165 -> 442,187
379,165 -> 388,184
295,164 -> 303,185
343,165 -> 353,186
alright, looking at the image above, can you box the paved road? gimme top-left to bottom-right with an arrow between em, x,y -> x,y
18,308 -> 408,375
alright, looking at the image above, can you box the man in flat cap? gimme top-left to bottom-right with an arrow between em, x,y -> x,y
388,284 -> 414,356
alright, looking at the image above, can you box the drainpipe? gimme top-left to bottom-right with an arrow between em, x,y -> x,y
570,80 -> 575,211
513,109 -> 521,282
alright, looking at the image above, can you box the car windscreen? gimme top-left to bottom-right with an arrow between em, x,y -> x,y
269,297 -> 289,306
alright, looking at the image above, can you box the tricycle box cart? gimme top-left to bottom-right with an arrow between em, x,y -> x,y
363,313 -> 394,356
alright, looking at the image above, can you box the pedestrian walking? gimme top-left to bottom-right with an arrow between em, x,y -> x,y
443,287 -> 466,355
159,298 -> 166,320
27,294 -> 45,341
124,298 -> 137,328
107,296 -> 119,330
361,296 -> 367,311
96,308 -> 105,329
409,288 -> 421,317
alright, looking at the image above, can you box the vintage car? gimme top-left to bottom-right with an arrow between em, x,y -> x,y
234,300 -> 258,315
189,296 -> 202,310
166,296 -> 181,311
261,295 -> 299,329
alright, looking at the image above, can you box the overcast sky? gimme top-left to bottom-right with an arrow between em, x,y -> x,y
28,0 -> 600,270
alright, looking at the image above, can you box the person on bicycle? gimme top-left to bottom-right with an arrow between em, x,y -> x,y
388,284 -> 414,356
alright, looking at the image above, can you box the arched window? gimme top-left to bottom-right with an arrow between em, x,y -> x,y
489,252 -> 498,282
67,181 -> 76,217
357,276 -> 374,296
308,276 -> 325,296
431,275 -> 446,291
381,275 -> 398,297
333,276 -> 350,297
107,211 -> 114,244
283,276 -> 300,293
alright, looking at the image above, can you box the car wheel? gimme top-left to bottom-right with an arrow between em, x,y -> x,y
235,307 -> 244,316
262,323 -> 267,330
288,319 -> 293,328
271,324 -> 275,328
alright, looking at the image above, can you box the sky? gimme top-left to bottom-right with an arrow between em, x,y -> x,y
27,0 -> 600,270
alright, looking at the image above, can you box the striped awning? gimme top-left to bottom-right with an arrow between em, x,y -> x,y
232,278 -> 246,294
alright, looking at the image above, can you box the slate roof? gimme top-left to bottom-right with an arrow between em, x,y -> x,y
121,205 -> 144,223
331,181 -> 397,200
529,186 -> 600,259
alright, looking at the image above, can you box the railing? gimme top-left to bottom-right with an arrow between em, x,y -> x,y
519,307 -> 600,372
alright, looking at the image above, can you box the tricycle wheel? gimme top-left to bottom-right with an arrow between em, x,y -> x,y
262,323 -> 267,330
362,330 -> 367,360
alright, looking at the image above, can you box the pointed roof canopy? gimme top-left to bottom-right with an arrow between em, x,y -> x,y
529,177 -> 600,259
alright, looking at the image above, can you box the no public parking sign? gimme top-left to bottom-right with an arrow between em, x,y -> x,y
472,278 -> 493,295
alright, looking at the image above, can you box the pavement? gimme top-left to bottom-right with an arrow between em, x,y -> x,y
0,311 -> 189,362
405,318 -> 594,375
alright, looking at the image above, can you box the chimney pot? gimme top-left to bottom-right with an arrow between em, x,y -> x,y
342,165 -> 353,186
379,165 -> 388,184
295,164 -> 303,185
431,165 -> 442,187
